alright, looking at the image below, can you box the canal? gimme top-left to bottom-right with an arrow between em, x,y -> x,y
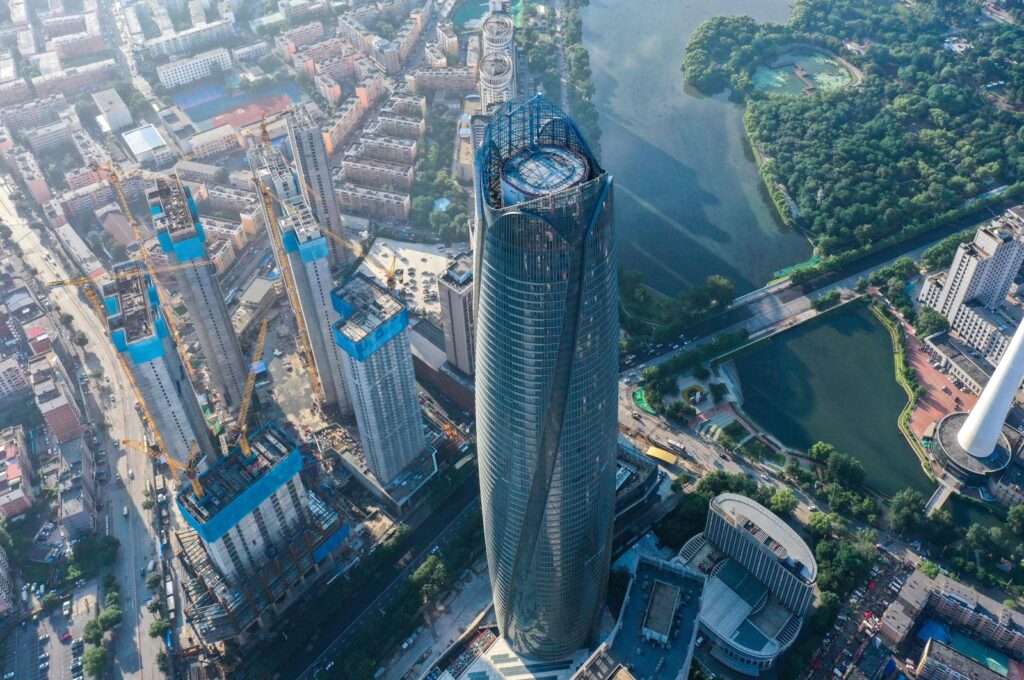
731,304 -> 935,498
581,0 -> 812,295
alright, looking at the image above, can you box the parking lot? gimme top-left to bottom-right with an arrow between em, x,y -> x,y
358,239 -> 471,320
3,580 -> 99,680
807,550 -> 913,679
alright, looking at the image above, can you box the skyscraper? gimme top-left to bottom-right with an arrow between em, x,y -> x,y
103,262 -> 214,463
287,106 -> 348,268
474,96 -> 618,660
437,251 -> 474,377
150,176 -> 248,412
278,203 -> 352,415
331,274 -> 424,485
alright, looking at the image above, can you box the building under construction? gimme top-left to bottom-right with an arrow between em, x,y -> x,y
249,147 -> 353,415
332,274 -> 425,485
174,424 -> 351,645
150,176 -> 248,413
103,262 -> 214,463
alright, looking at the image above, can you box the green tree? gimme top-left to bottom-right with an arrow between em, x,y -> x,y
890,488 -> 926,535
807,441 -> 837,462
156,650 -> 170,674
919,560 -> 940,578
149,619 -> 171,638
84,647 -> 107,679
1008,504 -> 1024,538
146,571 -> 162,591
98,606 -> 122,630
83,619 -> 103,645
915,307 -> 950,337
808,511 -> 844,538
769,487 -> 798,516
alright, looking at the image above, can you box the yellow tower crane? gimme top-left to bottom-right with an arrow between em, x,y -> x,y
253,177 -> 325,405
233,313 -> 270,456
122,440 -> 205,497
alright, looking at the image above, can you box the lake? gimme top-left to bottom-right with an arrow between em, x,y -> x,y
732,304 -> 935,498
581,0 -> 812,295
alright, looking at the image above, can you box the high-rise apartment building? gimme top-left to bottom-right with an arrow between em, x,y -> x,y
331,274 -> 424,484
919,209 -> 1024,363
150,176 -> 248,412
103,262 -> 214,463
437,251 -> 474,376
479,12 -> 516,110
920,212 -> 1024,319
278,203 -> 352,414
474,96 -> 619,660
287,107 -> 348,268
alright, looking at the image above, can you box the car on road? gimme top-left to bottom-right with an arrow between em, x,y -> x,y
61,632 -> 72,642
123,505 -> 128,517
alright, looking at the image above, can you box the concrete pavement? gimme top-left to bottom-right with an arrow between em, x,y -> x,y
0,177 -> 166,680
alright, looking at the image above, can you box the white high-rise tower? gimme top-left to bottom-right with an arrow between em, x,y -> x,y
958,318 -> 1024,457
934,317 -> 1024,485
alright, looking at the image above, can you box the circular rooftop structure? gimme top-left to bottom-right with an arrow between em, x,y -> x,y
480,52 -> 514,83
500,144 -> 590,205
934,412 -> 1013,485
481,12 -> 514,50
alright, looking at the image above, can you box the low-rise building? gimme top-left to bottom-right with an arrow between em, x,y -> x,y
92,88 -> 133,131
880,567 -> 1024,658
0,425 -> 34,520
186,124 -> 240,160
157,48 -> 232,89
335,183 -> 410,221
29,352 -> 84,443
123,125 -> 173,166
32,59 -> 119,97
231,41 -> 271,62
7,147 -> 51,204
405,66 -> 477,94
339,156 -> 413,191
144,17 -> 235,59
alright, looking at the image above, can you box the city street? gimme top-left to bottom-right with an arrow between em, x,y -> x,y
0,178 -> 166,679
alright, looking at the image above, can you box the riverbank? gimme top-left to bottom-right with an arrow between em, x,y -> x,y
683,2 -> 1024,286
581,0 -> 810,294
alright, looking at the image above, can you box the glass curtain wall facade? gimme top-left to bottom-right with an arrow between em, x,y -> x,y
474,96 -> 619,660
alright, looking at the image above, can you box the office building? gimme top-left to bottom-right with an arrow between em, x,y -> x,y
331,274 -> 424,484
919,209 -> 1024,362
437,251 -> 474,376
177,423 -> 309,584
103,262 -> 214,463
288,107 -> 348,268
277,203 -> 352,414
474,96 -> 618,660
680,494 -> 816,676
150,176 -> 249,413
186,124 -> 240,160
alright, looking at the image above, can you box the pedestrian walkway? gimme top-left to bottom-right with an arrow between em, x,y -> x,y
925,483 -> 953,517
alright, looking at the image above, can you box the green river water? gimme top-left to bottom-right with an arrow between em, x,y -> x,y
581,0 -> 812,294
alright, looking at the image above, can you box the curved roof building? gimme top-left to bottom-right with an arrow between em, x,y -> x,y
681,494 -> 817,676
474,96 -> 618,660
